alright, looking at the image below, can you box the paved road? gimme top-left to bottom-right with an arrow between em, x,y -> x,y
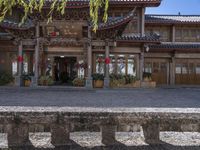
0,87 -> 199,108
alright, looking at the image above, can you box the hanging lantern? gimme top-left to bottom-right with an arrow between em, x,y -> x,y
105,57 -> 110,64
97,57 -> 103,63
51,32 -> 57,37
18,56 -> 23,62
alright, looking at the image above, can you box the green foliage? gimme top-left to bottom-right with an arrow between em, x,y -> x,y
124,74 -> 137,84
72,78 -> 85,87
21,74 -> 31,80
143,72 -> 152,79
0,0 -> 109,31
39,75 -> 54,86
110,74 -> 126,86
92,73 -> 104,81
110,74 -> 138,86
90,0 -> 109,31
0,71 -> 14,86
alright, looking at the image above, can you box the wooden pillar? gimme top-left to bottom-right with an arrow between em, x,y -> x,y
139,7 -> 145,36
142,121 -> 160,144
170,57 -> 175,85
7,123 -> 30,147
16,41 -> 23,86
33,22 -> 40,86
139,52 -> 144,81
50,56 -> 55,79
101,125 -> 117,145
85,27 -> 93,88
172,25 -> 176,43
136,54 -> 140,79
104,40 -> 110,88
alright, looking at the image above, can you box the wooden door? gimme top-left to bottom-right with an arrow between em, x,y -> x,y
175,59 -> 200,85
144,59 -> 169,85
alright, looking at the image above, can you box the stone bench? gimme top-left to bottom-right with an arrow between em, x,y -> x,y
0,107 -> 199,147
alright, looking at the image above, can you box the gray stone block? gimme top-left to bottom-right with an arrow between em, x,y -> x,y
51,123 -> 70,146
142,121 -> 160,144
7,123 -> 30,147
101,125 -> 117,145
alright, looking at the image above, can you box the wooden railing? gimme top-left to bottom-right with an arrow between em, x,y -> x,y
0,107 -> 199,147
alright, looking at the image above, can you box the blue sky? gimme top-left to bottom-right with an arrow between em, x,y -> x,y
146,0 -> 200,15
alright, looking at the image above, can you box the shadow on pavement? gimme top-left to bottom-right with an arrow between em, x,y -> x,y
8,140 -> 200,150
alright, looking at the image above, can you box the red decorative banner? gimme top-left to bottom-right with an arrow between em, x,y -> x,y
18,56 -> 23,62
105,57 -> 110,64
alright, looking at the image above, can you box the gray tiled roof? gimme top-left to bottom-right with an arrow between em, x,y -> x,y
45,0 -> 160,7
145,15 -> 200,24
98,10 -> 135,30
46,0 -> 160,2
150,43 -> 200,49
0,19 -> 34,30
117,33 -> 160,42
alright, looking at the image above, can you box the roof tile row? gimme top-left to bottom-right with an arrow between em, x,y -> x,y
117,33 -> 160,42
150,43 -> 200,49
146,15 -> 200,24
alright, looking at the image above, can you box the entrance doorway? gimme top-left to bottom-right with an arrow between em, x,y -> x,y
54,56 -> 77,85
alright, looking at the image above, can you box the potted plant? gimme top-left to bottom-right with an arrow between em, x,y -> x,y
21,74 -> 31,87
92,73 -> 104,88
0,71 -> 14,86
143,72 -> 152,82
72,78 -> 85,87
109,74 -> 125,87
39,76 -> 54,86
142,72 -> 156,88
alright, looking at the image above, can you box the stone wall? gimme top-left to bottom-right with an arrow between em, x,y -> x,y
0,107 -> 199,147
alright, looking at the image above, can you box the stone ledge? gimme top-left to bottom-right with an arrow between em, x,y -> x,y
0,107 -> 199,147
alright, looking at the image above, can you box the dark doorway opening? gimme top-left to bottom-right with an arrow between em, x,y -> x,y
54,57 -> 77,85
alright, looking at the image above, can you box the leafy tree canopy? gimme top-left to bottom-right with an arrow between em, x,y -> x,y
0,0 -> 109,31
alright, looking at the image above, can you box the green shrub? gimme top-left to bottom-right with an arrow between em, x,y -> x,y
110,74 -> 125,86
39,76 -> 54,86
0,72 -> 14,86
21,74 -> 31,81
143,72 -> 151,78
125,74 -> 137,84
110,74 -> 138,86
72,78 -> 85,87
92,73 -> 104,81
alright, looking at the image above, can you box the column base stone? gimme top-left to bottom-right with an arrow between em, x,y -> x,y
51,124 -> 70,146
101,125 -> 116,145
142,121 -> 160,144
15,76 -> 23,87
7,123 -> 30,147
85,77 -> 93,88
104,78 -> 110,89
31,77 -> 38,87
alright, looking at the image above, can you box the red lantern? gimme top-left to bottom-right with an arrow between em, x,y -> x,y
105,57 -> 110,64
97,57 -> 103,63
51,32 -> 57,37
18,56 -> 23,62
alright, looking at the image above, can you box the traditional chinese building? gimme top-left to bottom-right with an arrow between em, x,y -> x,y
0,0 -> 200,87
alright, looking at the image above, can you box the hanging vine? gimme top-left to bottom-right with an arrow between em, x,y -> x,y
0,0 -> 109,31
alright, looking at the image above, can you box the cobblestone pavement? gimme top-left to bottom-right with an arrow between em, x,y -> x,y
0,87 -> 199,108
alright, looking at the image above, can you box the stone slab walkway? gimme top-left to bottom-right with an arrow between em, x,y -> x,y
0,87 -> 199,108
